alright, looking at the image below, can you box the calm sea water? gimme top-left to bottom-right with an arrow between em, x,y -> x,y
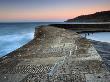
81,32 -> 110,43
0,22 -> 110,57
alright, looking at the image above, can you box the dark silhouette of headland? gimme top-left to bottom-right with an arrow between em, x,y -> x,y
49,11 -> 110,33
66,10 -> 110,22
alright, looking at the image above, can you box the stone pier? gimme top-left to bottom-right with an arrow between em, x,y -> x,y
0,26 -> 110,82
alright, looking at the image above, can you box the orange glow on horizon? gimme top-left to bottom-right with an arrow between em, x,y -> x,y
0,4 -> 110,22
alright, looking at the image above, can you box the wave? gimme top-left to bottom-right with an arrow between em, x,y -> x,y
0,33 -> 34,57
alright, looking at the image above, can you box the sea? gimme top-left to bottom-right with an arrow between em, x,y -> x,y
0,22 -> 110,57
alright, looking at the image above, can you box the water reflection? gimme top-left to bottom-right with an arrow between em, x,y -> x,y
81,32 -> 110,43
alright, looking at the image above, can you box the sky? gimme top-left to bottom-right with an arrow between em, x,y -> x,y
0,0 -> 110,22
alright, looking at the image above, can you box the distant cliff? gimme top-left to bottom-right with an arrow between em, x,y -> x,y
66,10 -> 110,22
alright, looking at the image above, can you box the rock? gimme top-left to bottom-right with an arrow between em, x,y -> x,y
90,40 -> 110,70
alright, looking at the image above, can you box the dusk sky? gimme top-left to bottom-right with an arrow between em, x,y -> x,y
0,0 -> 110,22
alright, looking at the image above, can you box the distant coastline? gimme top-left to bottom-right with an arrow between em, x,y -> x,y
65,10 -> 110,22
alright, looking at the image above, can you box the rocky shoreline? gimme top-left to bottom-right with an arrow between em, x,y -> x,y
90,40 -> 110,70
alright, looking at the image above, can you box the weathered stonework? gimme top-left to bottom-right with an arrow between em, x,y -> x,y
0,26 -> 110,82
